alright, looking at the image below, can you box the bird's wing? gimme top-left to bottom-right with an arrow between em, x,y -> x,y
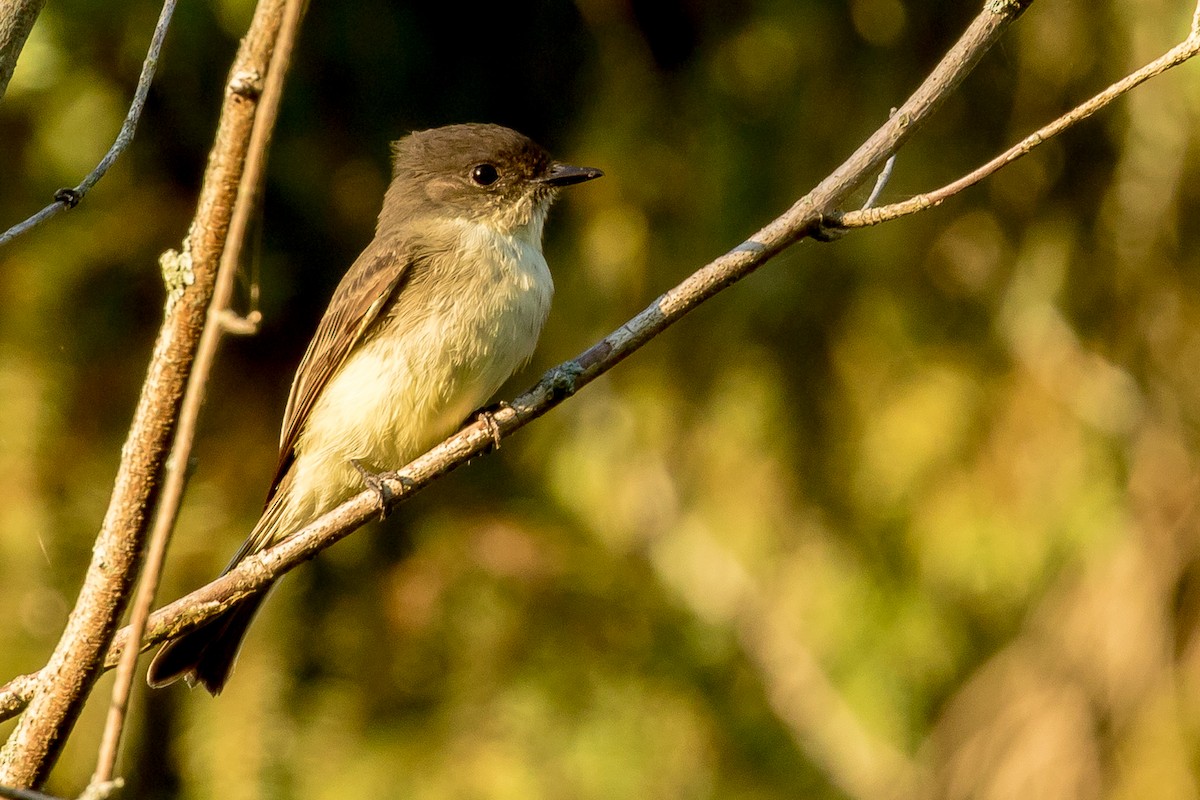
265,240 -> 414,504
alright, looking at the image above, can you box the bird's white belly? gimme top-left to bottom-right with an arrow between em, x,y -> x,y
286,220 -> 553,517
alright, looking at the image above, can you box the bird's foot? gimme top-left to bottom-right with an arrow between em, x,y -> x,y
473,401 -> 509,452
351,459 -> 393,520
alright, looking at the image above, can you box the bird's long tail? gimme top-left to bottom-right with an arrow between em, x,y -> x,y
145,590 -> 270,694
147,486 -> 295,695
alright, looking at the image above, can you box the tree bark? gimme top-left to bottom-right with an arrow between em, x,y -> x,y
0,0 -> 289,787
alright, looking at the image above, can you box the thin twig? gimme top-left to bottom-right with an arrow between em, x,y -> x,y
0,783 -> 67,800
85,0 -> 304,792
0,0 -> 176,247
0,0 -> 1041,725
217,309 -> 263,335
0,674 -> 38,722
0,0 -> 291,788
0,780 -> 123,800
839,10 -> 1200,229
816,151 -> 896,242
863,154 -> 897,210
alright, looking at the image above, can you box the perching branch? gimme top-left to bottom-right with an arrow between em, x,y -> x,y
0,0 -> 177,247
0,0 -> 1040,725
0,0 -> 291,788
3,7 -> 1198,798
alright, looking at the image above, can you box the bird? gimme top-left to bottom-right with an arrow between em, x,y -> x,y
147,123 -> 602,694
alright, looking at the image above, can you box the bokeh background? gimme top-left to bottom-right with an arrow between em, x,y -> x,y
3,0 -> 1200,798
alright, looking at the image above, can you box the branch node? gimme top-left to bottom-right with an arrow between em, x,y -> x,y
158,238 -> 195,312
810,213 -> 847,243
986,0 -> 1033,12
228,69 -> 263,99
543,362 -> 584,399
53,188 -> 82,208
78,778 -> 124,800
216,308 -> 262,336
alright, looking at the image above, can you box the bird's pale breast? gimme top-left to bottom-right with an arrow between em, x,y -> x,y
283,216 -> 554,521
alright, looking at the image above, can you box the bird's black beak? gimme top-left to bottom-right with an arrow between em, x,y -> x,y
541,162 -> 604,187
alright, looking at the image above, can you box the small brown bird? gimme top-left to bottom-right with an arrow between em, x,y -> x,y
148,124 -> 602,694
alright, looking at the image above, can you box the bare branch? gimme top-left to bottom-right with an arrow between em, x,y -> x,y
0,674 -> 37,725
0,0 -> 176,246
0,1 -> 1040,733
216,309 -> 263,335
0,782 -> 69,800
0,778 -> 122,800
838,5 -> 1200,229
0,0 -> 47,100
863,154 -> 897,212
0,0 -> 291,788
85,0 -> 306,793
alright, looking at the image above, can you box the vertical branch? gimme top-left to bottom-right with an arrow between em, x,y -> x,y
0,0 -> 289,788
86,0 -> 306,791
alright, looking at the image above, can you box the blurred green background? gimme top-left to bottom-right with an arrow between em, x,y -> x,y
3,0 -> 1200,798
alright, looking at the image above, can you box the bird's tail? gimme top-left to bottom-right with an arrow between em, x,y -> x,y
148,488 -> 294,695
146,590 -> 271,695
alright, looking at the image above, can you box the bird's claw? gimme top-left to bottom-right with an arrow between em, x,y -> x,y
351,458 -> 392,520
474,401 -> 508,452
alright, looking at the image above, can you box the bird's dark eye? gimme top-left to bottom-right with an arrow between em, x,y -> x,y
470,163 -> 500,186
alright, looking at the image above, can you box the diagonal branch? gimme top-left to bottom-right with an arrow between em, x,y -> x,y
0,0 -> 1037,733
